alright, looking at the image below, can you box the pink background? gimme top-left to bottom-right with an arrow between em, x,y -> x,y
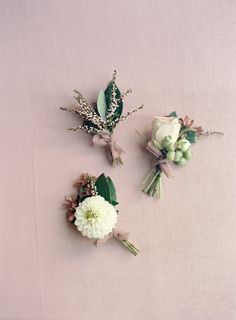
0,1 -> 236,319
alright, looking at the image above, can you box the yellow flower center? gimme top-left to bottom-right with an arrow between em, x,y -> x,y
85,210 -> 99,222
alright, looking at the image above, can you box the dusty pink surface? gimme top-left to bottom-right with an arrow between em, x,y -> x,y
0,1 -> 235,319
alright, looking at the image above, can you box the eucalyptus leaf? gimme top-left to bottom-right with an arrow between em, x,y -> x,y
97,89 -> 107,121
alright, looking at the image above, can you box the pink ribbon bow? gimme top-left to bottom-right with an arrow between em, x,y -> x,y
92,133 -> 124,165
146,141 -> 173,178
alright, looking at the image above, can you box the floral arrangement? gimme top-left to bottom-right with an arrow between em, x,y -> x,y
63,173 -> 139,255
142,111 -> 223,198
61,70 -> 143,166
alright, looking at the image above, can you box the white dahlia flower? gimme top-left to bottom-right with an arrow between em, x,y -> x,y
74,195 -> 117,239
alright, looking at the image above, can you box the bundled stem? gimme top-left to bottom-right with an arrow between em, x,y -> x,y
120,239 -> 139,256
142,166 -> 163,198
112,156 -> 123,167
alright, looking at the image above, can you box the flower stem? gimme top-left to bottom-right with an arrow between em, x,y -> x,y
142,167 -> 156,186
142,166 -> 162,198
112,157 -> 123,167
158,176 -> 163,199
150,172 -> 160,197
120,239 -> 139,256
142,169 -> 159,193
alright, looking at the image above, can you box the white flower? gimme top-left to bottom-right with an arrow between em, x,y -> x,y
74,195 -> 117,239
152,116 -> 181,147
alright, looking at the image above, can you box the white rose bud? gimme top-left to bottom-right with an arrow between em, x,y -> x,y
152,116 -> 181,149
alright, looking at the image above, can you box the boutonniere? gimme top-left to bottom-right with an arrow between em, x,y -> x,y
63,173 -> 139,255
141,111 -> 223,198
61,70 -> 143,166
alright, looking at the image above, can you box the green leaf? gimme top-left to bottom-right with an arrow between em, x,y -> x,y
97,89 -> 107,121
95,174 -> 118,205
106,176 -> 118,204
95,174 -> 111,202
185,130 -> 196,143
168,111 -> 178,117
104,80 -> 123,121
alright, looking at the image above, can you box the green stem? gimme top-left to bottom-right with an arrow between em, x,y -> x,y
158,176 -> 163,199
147,175 -> 156,196
112,157 -> 123,167
120,240 -> 139,256
153,175 -> 160,197
143,170 -> 159,194
142,166 -> 162,197
142,167 -> 156,186
150,172 -> 161,197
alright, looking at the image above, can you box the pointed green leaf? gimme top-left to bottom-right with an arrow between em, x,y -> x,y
105,80 -> 123,123
95,174 -> 118,205
106,176 -> 118,204
97,89 -> 107,121
95,174 -> 110,202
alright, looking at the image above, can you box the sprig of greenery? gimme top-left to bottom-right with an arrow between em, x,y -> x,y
61,70 -> 143,134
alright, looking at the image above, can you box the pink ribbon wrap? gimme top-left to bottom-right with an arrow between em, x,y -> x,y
93,229 -> 129,247
146,141 -> 173,178
92,133 -> 124,164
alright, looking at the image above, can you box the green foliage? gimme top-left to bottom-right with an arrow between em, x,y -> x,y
104,80 -> 123,122
106,176 -> 118,205
168,111 -> 178,117
95,174 -> 118,206
184,130 -> 196,143
97,90 -> 107,121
